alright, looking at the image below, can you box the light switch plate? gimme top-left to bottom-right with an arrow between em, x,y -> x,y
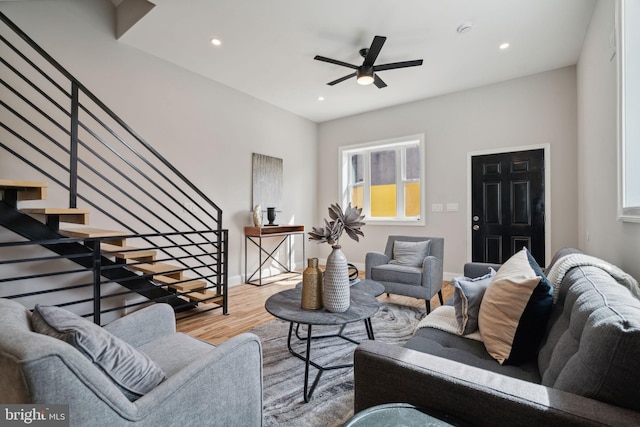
431,203 -> 443,212
446,203 -> 459,212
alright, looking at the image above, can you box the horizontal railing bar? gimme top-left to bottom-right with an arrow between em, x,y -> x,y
0,268 -> 91,284
0,32 -> 71,99
77,112 -> 218,227
0,57 -> 70,116
0,78 -> 71,137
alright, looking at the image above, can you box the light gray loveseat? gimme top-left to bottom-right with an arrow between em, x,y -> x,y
0,299 -> 263,426
354,248 -> 640,426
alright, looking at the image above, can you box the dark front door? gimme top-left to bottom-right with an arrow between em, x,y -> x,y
471,149 -> 545,264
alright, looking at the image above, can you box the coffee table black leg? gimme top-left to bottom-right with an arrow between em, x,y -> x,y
364,318 -> 375,340
287,323 -> 324,403
286,320 -> 375,403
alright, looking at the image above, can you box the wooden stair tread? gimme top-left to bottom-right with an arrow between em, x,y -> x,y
130,262 -> 184,279
185,290 -> 222,304
0,179 -> 47,189
21,208 -> 89,225
169,280 -> 208,293
60,228 -> 128,245
21,208 -> 90,215
101,243 -> 156,260
0,179 -> 47,201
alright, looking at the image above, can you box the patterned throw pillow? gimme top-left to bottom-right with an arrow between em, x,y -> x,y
31,304 -> 166,400
478,248 -> 553,365
451,269 -> 496,335
388,240 -> 431,267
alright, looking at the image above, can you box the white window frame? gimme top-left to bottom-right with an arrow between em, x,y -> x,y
617,0 -> 640,222
339,134 -> 425,226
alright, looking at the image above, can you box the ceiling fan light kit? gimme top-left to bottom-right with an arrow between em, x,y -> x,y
356,67 -> 374,85
314,35 -> 423,89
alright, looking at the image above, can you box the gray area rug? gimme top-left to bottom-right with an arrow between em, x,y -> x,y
251,302 -> 426,427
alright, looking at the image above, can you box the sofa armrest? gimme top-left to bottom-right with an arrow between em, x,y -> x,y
104,303 -> 176,348
354,341 -> 640,427
133,333 -> 263,425
421,256 -> 443,294
463,262 -> 501,278
365,251 -> 390,278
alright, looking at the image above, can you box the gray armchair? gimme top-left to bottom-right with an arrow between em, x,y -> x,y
365,235 -> 444,313
0,298 -> 263,426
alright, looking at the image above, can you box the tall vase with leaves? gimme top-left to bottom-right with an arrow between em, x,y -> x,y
308,203 -> 365,312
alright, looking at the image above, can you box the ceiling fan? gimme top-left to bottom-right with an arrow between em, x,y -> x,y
314,35 -> 423,89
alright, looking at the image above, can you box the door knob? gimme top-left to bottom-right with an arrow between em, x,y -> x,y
473,225 -> 480,231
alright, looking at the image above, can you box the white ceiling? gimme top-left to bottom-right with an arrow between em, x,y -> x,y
119,0 -> 596,123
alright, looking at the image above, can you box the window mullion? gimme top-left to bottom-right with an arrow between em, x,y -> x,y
363,151 -> 371,218
396,147 -> 405,218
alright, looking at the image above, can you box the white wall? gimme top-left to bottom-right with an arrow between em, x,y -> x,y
0,0 -> 317,286
577,0 -> 640,281
317,67 -> 579,276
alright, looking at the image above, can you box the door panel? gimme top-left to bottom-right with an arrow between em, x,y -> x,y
472,149 -> 545,264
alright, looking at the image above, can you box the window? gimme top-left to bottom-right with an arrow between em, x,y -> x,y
340,134 -> 425,225
618,0 -> 640,221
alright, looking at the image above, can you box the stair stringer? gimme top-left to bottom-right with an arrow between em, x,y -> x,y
0,201 -> 193,311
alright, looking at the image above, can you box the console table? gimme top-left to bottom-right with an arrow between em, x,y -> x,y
244,225 -> 305,286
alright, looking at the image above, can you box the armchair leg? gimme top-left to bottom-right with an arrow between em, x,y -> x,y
438,290 -> 444,306
425,300 -> 431,314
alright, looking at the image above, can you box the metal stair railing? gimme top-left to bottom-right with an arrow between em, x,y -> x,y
0,12 -> 228,319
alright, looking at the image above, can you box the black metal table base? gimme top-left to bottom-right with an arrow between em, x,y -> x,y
286,319 -> 375,403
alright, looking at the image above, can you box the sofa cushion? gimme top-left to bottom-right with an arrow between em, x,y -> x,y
405,327 -> 541,383
478,248 -> 553,365
388,240 -> 431,267
31,304 -> 166,400
538,265 -> 640,412
370,264 -> 422,286
451,270 -> 496,335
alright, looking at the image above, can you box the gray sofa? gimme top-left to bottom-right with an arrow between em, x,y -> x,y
354,248 -> 640,426
0,299 -> 263,426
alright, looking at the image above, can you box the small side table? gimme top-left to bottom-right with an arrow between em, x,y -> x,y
244,225 -> 305,286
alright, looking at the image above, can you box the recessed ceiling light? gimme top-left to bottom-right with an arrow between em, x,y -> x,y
210,38 -> 222,46
318,96 -> 325,101
499,42 -> 510,50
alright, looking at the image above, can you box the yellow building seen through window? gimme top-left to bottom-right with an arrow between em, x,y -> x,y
351,182 -> 421,218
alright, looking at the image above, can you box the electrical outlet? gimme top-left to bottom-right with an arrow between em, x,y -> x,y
183,201 -> 197,213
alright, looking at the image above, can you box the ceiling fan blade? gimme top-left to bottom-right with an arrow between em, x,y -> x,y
314,55 -> 358,69
363,36 -> 386,67
328,72 -> 357,86
374,75 -> 387,89
374,59 -> 423,72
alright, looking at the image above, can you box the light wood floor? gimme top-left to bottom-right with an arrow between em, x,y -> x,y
177,273 -> 453,345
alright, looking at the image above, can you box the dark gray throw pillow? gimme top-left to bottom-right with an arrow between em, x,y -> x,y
451,270 -> 495,335
31,304 -> 166,401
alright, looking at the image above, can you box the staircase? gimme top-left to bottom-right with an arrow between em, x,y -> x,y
0,13 -> 228,323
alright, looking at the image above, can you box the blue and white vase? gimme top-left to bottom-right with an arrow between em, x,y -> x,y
323,245 -> 350,312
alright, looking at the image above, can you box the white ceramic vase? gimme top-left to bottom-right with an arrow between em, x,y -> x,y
322,245 -> 350,312
252,204 -> 262,227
